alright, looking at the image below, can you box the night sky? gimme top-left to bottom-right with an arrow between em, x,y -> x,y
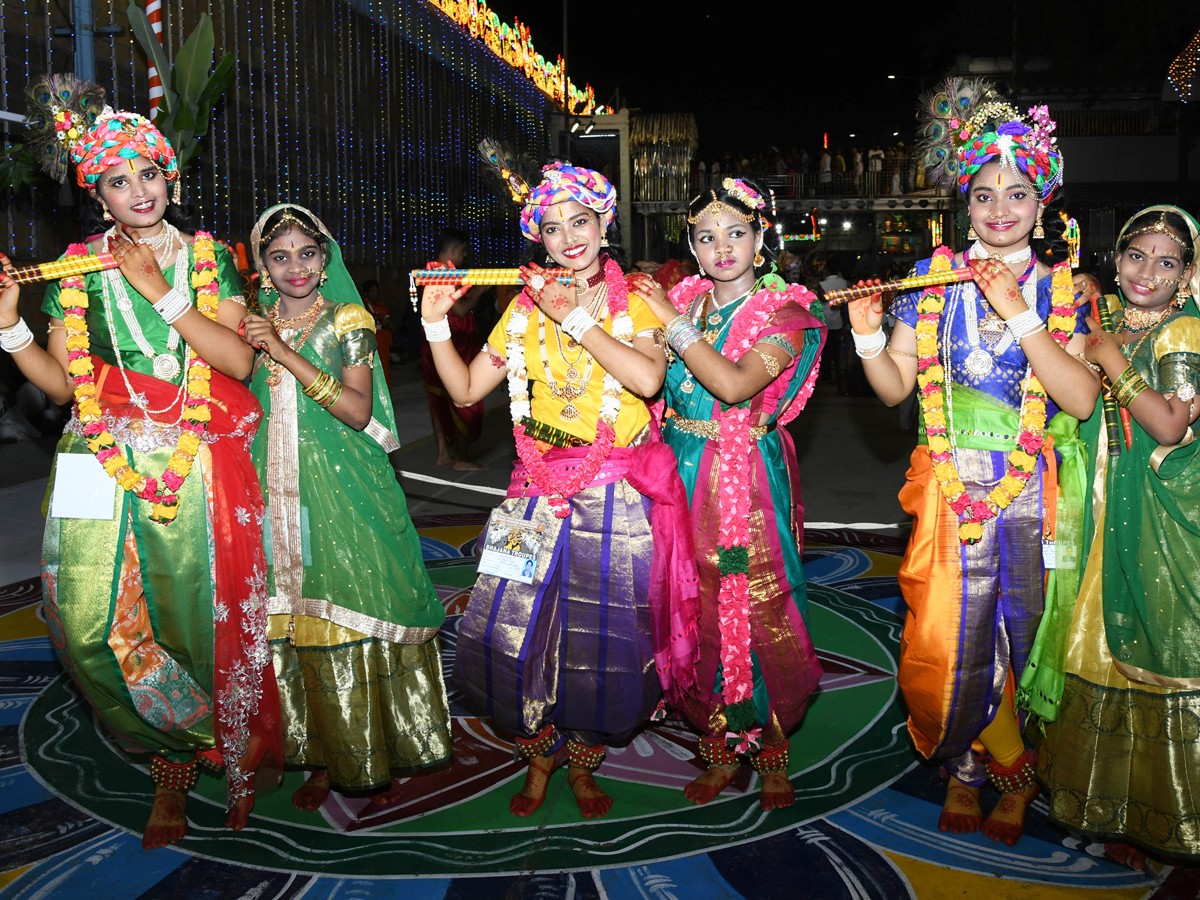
490,1 -> 1200,161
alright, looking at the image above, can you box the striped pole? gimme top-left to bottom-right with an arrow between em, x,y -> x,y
146,0 -> 165,120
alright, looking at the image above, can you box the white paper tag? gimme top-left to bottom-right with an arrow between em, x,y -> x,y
477,512 -> 544,585
50,453 -> 118,520
1041,539 -> 1056,570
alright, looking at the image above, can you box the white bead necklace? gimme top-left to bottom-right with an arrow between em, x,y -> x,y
961,242 -> 1038,378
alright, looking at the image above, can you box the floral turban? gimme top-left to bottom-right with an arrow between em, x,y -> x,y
952,102 -> 1063,203
69,111 -> 178,189
519,161 -> 616,243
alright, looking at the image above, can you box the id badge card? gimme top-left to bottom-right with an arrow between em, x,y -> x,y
49,452 -> 118,520
477,511 -> 544,585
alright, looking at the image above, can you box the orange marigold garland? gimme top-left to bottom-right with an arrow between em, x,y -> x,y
61,233 -> 220,524
916,247 -> 1075,545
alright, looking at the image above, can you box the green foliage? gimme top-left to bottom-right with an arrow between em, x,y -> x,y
126,1 -> 235,174
0,144 -> 45,193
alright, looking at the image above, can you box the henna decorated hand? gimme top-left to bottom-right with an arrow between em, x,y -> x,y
968,258 -> 1024,319
846,279 -> 886,334
627,272 -> 676,324
521,261 -> 574,324
1082,315 -> 1121,365
110,228 -> 171,303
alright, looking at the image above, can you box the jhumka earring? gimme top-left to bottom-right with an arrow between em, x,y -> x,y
172,179 -> 182,206
102,207 -> 113,222
319,270 -> 328,286
261,274 -> 274,292
1177,284 -> 1193,308
1032,207 -> 1045,240
754,252 -> 765,267
967,224 -> 978,241
600,237 -> 609,247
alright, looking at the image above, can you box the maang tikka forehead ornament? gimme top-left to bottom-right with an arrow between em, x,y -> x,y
688,177 -> 766,225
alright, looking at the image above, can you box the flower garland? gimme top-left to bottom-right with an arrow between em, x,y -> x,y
916,246 -> 1075,544
507,257 -> 631,518
668,273 -> 822,751
62,232 -> 220,524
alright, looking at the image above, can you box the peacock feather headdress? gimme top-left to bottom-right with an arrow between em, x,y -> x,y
23,74 -> 108,184
915,76 -> 1063,202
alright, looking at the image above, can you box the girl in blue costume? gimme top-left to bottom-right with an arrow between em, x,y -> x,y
845,83 -> 1098,845
240,205 -> 452,810
630,176 -> 826,810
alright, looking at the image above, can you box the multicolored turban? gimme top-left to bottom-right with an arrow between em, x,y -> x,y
519,161 -> 616,243
69,111 -> 178,189
916,79 -> 1064,203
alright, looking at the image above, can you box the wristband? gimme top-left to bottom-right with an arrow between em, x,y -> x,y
1005,308 -> 1046,342
422,316 -> 452,342
562,306 -> 599,343
851,327 -> 886,359
153,287 -> 191,325
0,317 -> 34,353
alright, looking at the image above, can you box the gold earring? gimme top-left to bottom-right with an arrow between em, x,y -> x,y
261,274 -> 274,292
172,179 -> 182,205
102,206 -> 113,222
754,252 -> 765,267
1032,207 -> 1045,240
967,224 -> 978,241
319,270 -> 328,286
1177,284 -> 1193,308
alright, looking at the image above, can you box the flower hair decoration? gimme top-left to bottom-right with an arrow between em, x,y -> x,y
915,77 -> 1064,203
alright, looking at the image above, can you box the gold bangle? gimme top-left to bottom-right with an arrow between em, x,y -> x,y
886,347 -> 917,359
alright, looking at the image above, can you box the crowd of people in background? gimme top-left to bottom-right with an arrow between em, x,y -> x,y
691,143 -> 921,198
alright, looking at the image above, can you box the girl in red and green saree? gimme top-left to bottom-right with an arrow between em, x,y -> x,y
239,204 -> 452,811
629,176 -> 827,810
0,76 -> 280,849
1023,206 -> 1200,870
845,82 -> 1098,845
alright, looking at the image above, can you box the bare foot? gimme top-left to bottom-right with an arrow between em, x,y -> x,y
759,771 -> 795,810
938,777 -> 983,834
982,781 -> 1039,846
510,753 -> 562,817
366,777 -> 404,808
567,767 -> 613,818
143,787 -> 188,849
292,769 -> 332,811
684,765 -> 738,805
452,459 -> 487,472
435,448 -> 452,466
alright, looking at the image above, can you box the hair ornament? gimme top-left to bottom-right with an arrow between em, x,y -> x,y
915,77 -> 1064,203
1124,211 -> 1190,253
23,74 -> 109,184
723,177 -> 765,211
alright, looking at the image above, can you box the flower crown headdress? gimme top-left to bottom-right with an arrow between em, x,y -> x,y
915,77 -> 1064,203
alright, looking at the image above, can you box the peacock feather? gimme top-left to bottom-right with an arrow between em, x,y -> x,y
24,74 -> 108,183
914,76 -> 1001,190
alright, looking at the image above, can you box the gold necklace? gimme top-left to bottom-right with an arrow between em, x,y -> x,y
264,295 -> 325,386
1121,303 -> 1172,333
540,288 -> 606,421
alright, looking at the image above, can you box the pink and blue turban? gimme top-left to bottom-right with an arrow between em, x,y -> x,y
519,161 -> 616,243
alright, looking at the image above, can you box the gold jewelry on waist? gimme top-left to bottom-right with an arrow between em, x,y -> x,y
668,416 -> 773,441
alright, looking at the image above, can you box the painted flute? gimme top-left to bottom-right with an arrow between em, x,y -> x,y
408,267 -> 573,287
8,252 -> 119,285
823,266 -> 976,306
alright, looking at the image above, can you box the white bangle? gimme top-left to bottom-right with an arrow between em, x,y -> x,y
1006,308 -> 1046,342
0,317 -> 34,353
153,287 -> 191,325
851,327 -> 887,359
422,316 -> 452,342
562,306 -> 599,343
